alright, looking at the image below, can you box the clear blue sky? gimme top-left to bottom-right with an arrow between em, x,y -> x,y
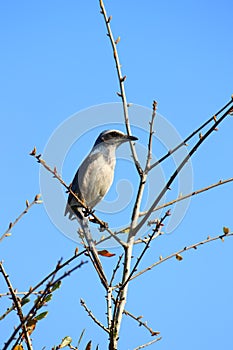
0,1 -> 233,349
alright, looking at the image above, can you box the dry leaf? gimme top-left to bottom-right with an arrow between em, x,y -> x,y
176,254 -> 183,261
115,36 -> 121,44
22,319 -> 37,338
223,226 -> 230,234
98,250 -> 116,257
12,345 -> 24,350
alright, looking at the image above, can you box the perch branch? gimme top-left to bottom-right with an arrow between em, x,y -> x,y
30,149 -> 125,248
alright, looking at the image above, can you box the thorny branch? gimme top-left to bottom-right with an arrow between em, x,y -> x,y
133,337 -> 162,350
119,210 -> 170,291
123,309 -> 160,337
132,102 -> 233,237
80,298 -> 109,333
149,97 -> 233,171
130,230 -> 233,282
139,177 -> 233,216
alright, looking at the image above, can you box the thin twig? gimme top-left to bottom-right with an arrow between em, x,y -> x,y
149,97 -> 233,171
123,309 -> 160,337
0,195 -> 42,242
130,231 -> 233,282
133,337 -> 162,350
0,262 -> 33,350
99,0 -> 142,175
139,177 -> 233,216
120,211 -> 170,290
132,102 -> 233,237
145,101 -> 157,173
130,101 -> 158,233
80,298 -> 109,333
0,291 -> 41,298
109,254 -> 123,287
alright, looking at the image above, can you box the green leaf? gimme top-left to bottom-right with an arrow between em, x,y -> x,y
35,311 -> 48,321
21,298 -> 30,306
59,336 -> 72,348
44,294 -> 53,303
51,280 -> 62,292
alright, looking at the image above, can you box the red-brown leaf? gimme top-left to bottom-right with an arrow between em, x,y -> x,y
98,250 -> 116,257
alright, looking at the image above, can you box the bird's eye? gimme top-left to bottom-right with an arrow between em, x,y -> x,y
111,132 -> 118,137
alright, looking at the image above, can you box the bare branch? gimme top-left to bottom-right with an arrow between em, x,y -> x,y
130,101 -> 158,233
123,309 -> 160,337
0,195 -> 42,242
149,97 -> 233,171
80,298 -> 109,333
99,0 -> 142,175
133,337 -> 162,350
132,102 -> 233,237
131,231 -> 233,281
145,100 -> 157,173
120,210 -> 170,290
109,254 -> 123,287
139,177 -> 233,216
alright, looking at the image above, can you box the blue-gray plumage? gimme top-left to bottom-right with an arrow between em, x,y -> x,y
65,129 -> 138,219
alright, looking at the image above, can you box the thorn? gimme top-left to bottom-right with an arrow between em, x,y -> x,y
120,75 -> 126,82
29,146 -> 37,156
107,15 -> 112,23
116,92 -> 122,97
115,36 -> 120,44
34,194 -> 41,202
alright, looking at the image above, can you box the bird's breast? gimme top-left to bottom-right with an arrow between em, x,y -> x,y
78,152 -> 116,208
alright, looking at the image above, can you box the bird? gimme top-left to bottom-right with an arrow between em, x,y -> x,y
64,129 -> 138,288
65,129 -> 138,220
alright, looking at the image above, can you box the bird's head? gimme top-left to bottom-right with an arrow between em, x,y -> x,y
93,129 -> 138,148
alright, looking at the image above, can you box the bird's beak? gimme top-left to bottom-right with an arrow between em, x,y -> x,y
125,134 -> 138,141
